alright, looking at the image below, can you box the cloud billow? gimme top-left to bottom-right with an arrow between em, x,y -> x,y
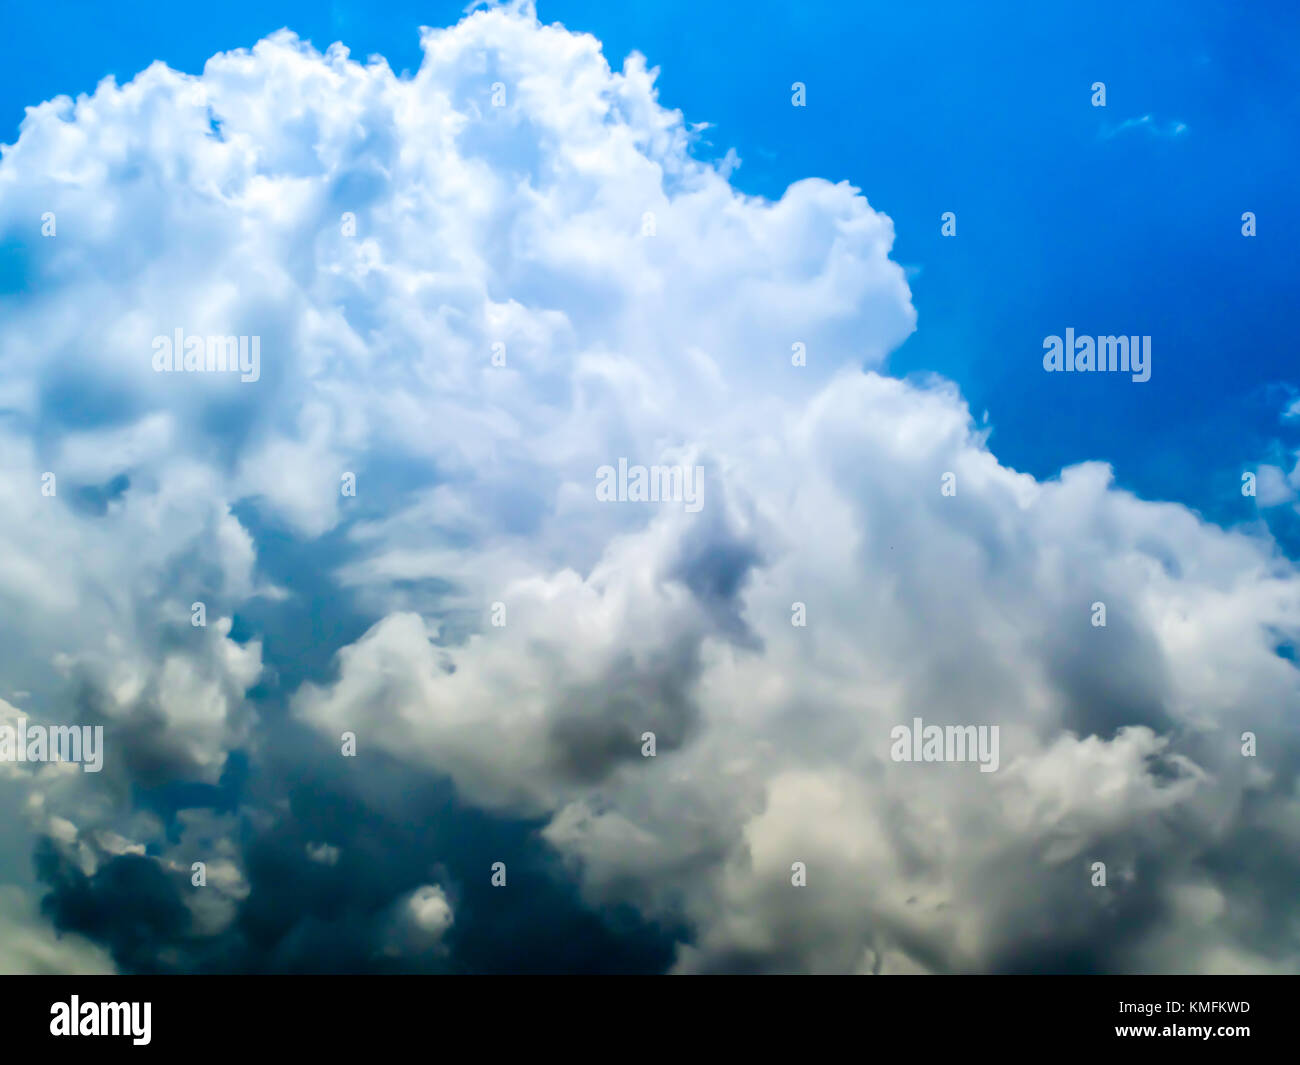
0,0 -> 1296,974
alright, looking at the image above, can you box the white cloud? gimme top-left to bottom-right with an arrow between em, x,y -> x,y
0,885 -> 116,975
1255,463 -> 1296,507
0,0 -> 1296,973
1101,114 -> 1189,140
381,884 -> 454,958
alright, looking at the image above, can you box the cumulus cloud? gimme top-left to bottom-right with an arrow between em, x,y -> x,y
381,883 -> 454,958
1255,462 -> 1298,508
1,0 -> 1297,974
0,885 -> 115,975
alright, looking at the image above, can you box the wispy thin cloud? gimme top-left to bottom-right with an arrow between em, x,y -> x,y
1100,113 -> 1189,140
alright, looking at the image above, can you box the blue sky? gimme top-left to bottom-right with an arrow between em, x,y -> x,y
4,0 -> 1298,532
2,1 -> 1299,975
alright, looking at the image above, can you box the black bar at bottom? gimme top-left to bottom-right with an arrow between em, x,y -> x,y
3,974 -> 1292,1053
